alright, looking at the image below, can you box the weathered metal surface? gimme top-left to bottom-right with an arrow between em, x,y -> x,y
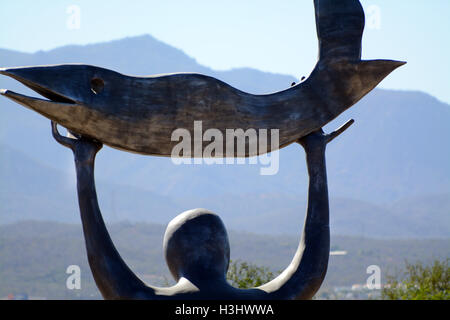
0,0 -> 404,157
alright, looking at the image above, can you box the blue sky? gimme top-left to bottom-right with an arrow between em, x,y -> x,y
1,0 -> 449,103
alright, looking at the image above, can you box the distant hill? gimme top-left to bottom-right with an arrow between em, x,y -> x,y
0,35 -> 295,93
1,142 -> 449,238
0,221 -> 448,299
0,35 -> 449,238
0,143 -> 184,224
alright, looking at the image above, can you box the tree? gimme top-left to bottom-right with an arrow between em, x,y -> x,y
382,259 -> 449,300
227,260 -> 279,289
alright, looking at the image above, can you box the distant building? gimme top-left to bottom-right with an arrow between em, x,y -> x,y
4,293 -> 28,300
330,250 -> 347,256
2,293 -> 45,300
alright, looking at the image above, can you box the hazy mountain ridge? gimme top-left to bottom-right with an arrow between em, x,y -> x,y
0,35 -> 296,93
1,141 -> 448,238
0,35 -> 449,238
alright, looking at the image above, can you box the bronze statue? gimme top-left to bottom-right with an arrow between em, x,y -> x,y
0,0 -> 405,299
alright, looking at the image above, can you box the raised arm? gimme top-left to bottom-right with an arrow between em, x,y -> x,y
259,120 -> 354,300
51,122 -> 155,299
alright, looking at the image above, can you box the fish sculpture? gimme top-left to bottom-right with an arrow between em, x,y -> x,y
0,0 -> 405,157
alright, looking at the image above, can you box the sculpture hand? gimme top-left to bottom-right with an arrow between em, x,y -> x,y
51,121 -> 103,163
297,119 -> 355,151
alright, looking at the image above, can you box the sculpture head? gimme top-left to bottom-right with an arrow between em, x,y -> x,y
0,64 -> 139,116
163,209 -> 230,284
0,64 -> 164,143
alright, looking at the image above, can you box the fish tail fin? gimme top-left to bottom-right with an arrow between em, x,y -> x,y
314,0 -> 365,62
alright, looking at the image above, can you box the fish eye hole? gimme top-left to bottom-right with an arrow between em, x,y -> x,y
91,78 -> 104,95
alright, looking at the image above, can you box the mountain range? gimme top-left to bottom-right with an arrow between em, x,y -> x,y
0,35 -> 449,238
1,221 -> 448,299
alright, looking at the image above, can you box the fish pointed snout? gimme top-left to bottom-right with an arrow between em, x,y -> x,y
0,65 -> 87,105
0,68 -> 16,79
0,66 -> 38,81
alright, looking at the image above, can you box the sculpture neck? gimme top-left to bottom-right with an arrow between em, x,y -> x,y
183,271 -> 228,290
